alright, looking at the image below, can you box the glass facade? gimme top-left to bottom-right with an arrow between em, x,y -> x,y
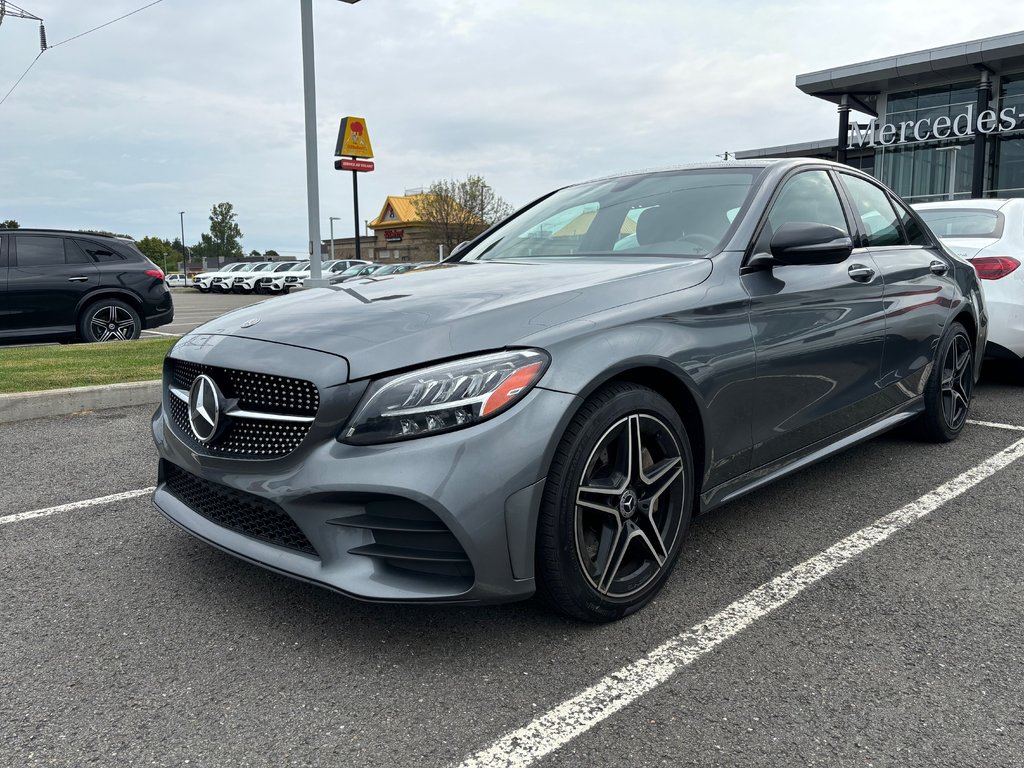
991,74 -> 1024,198
877,82 -> 977,203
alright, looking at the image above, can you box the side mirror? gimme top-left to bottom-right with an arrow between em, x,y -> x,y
769,222 -> 853,265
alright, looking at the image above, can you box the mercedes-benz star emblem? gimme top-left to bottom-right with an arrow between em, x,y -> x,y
187,374 -> 221,443
241,317 -> 260,328
619,489 -> 638,519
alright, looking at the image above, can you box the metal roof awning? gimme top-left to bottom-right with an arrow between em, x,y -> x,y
796,30 -> 1024,112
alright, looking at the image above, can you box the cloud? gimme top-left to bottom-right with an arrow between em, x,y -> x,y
1,0 -> 1021,250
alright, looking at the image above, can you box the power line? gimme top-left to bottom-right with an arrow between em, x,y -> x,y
48,0 -> 165,49
0,51 -> 41,106
0,0 -> 167,106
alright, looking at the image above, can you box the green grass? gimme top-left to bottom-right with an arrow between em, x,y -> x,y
0,338 -> 176,394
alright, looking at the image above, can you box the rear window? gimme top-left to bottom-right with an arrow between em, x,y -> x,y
915,208 -> 1004,238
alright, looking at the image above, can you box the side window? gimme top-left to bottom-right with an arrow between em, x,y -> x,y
64,239 -> 91,264
840,174 -> 906,247
761,170 -> 849,250
15,236 -> 66,266
767,171 -> 849,233
890,197 -> 931,246
76,239 -> 126,262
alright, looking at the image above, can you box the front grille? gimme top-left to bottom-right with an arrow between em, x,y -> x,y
163,461 -> 318,556
167,358 -> 319,458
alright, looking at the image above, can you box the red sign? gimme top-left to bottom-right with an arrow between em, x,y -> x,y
384,229 -> 404,242
336,158 -> 375,172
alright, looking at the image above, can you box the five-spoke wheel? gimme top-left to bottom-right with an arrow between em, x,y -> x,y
536,383 -> 693,622
78,300 -> 141,343
918,321 -> 974,442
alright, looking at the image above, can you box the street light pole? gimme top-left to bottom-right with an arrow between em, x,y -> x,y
300,0 -> 362,289
329,216 -> 341,262
178,211 -> 187,271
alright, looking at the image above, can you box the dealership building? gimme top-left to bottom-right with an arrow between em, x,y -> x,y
738,31 -> 1024,203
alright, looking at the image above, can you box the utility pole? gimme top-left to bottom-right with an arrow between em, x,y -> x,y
178,211 -> 187,271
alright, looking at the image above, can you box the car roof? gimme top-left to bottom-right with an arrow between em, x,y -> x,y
0,228 -> 134,241
573,158 -> 832,188
913,199 -> 1017,212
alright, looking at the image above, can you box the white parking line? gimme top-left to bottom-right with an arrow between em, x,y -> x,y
140,331 -> 180,337
0,488 -> 155,527
457,435 -> 1024,768
967,419 -> 1024,432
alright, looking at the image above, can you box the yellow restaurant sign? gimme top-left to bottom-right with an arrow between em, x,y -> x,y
334,116 -> 374,159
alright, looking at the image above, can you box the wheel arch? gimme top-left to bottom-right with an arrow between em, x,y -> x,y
76,288 -> 144,319
547,359 -> 708,508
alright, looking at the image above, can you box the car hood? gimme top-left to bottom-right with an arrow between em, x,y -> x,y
189,258 -> 713,380
939,237 -> 999,259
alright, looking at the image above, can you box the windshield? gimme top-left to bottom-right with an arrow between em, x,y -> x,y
916,208 -> 1004,239
339,264 -> 368,276
460,168 -> 760,261
272,262 -> 296,272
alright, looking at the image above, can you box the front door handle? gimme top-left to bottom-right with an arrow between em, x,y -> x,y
67,276 -> 90,282
929,260 -> 949,276
848,264 -> 875,282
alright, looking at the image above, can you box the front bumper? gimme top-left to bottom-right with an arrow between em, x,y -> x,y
150,335 -> 579,604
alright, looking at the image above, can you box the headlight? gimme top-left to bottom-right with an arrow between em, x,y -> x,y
341,349 -> 549,445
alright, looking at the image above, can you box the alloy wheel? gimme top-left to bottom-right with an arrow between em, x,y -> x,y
90,305 -> 137,341
941,333 -> 972,430
574,413 -> 686,598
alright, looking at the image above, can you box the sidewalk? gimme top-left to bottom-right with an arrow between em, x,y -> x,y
0,380 -> 161,424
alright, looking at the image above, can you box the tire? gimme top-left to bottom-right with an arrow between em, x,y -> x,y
916,321 -> 974,442
535,383 -> 694,622
196,285 -> 209,294
78,299 -> 141,343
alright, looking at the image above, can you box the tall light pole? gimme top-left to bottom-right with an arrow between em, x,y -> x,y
300,0 -> 362,289
178,211 -> 187,271
329,216 -> 341,262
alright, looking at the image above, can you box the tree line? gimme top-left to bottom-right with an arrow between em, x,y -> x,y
3,174 -> 515,271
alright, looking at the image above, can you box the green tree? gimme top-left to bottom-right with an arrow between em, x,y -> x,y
136,236 -> 177,272
265,249 -> 280,259
1,219 -> 19,229
415,175 -> 513,255
249,249 -> 262,259
206,201 -> 244,265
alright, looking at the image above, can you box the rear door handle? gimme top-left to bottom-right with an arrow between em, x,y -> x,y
848,264 -> 875,282
67,276 -> 90,282
929,260 -> 949,276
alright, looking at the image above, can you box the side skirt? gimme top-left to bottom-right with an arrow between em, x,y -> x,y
699,399 -> 924,514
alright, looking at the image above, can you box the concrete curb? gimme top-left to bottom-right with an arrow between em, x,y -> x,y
0,380 -> 162,424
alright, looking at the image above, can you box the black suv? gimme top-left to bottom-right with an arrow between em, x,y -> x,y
0,229 -> 174,343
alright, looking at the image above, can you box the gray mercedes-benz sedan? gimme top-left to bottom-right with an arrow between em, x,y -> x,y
151,159 -> 985,622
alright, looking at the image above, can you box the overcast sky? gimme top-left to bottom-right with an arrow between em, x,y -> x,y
1,1 -> 1022,256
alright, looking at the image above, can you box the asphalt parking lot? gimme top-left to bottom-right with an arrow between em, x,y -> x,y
140,289 -> 271,339
1,370 -> 1022,767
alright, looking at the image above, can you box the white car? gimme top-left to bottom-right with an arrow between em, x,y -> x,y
258,261 -> 310,294
227,261 -> 280,294
211,262 -> 262,293
192,262 -> 248,293
915,199 -> 1024,376
253,261 -> 304,294
165,273 -> 190,288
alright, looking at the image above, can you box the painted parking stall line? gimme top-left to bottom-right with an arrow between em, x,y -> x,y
457,435 -> 1024,768
0,488 -> 155,526
967,419 -> 1024,432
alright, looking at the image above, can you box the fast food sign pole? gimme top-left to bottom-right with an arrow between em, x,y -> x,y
334,117 -> 375,263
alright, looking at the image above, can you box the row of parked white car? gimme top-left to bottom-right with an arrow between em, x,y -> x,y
188,259 -> 372,294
